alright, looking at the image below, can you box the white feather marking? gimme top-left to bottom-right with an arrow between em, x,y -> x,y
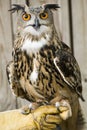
29,59 -> 39,84
21,37 -> 49,54
54,58 -> 72,87
30,70 -> 38,83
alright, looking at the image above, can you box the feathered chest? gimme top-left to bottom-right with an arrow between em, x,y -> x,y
14,43 -> 56,80
13,41 -> 63,102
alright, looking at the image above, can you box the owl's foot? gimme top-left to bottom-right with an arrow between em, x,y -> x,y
20,103 -> 40,115
20,103 -> 33,115
55,100 -> 72,120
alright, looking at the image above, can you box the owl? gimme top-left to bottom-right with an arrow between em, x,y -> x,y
7,4 -> 84,116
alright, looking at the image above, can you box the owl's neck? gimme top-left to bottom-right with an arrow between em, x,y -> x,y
21,34 -> 51,54
14,26 -> 61,54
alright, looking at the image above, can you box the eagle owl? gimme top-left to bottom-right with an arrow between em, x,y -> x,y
7,4 -> 84,115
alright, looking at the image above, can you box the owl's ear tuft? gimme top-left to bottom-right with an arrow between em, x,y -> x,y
44,4 -> 60,11
8,4 -> 24,13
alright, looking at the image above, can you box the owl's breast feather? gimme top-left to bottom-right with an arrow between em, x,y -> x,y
29,58 -> 39,84
21,37 -> 49,55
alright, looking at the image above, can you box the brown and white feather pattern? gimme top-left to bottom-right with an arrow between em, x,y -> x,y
7,30 -> 84,105
6,4 -> 84,107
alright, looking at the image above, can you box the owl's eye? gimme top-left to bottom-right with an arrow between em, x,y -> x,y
22,13 -> 31,21
40,12 -> 48,20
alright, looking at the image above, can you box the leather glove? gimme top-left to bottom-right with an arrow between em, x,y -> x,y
31,105 -> 62,130
0,105 -> 62,130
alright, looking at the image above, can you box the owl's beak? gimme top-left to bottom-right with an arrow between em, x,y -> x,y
33,18 -> 41,30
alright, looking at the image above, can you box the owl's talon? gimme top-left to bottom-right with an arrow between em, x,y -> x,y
20,105 -> 32,115
55,100 -> 72,120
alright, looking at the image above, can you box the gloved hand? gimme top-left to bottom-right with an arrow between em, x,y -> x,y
0,103 -> 71,130
31,105 -> 62,130
0,105 -> 62,130
32,100 -> 72,130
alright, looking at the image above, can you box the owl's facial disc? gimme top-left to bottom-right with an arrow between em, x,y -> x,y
21,7 -> 52,36
23,16 -> 50,36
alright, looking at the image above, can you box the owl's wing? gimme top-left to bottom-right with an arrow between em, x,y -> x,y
6,56 -> 30,101
54,43 -> 85,101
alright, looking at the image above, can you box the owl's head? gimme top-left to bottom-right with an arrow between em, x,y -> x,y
9,4 -> 60,36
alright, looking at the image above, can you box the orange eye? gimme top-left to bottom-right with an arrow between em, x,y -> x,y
22,13 -> 31,21
40,12 -> 48,20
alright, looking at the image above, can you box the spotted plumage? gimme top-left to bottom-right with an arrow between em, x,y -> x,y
6,4 -> 84,110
